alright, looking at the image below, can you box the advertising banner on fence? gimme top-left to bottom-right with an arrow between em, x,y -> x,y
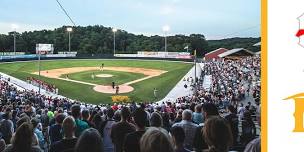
0,53 -> 76,60
0,52 -> 25,56
0,54 -> 37,60
117,51 -> 191,58
45,54 -> 76,58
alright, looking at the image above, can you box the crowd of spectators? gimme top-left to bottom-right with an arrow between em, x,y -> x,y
0,56 -> 261,152
27,77 -> 58,94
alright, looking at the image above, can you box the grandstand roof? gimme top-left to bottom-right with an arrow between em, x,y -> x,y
205,48 -> 228,56
253,42 -> 261,46
255,51 -> 261,55
218,48 -> 255,58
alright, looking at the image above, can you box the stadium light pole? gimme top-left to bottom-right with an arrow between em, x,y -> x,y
162,25 -> 170,58
12,24 -> 18,56
38,50 -> 41,94
112,28 -> 117,56
67,27 -> 73,52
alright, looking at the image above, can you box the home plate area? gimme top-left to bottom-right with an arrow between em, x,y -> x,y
93,85 -> 134,94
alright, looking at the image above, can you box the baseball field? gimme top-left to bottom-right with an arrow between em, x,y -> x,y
0,59 -> 192,104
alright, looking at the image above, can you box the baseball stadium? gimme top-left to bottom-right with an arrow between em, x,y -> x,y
0,1 -> 261,152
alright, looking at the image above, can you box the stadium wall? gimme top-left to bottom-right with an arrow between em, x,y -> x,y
0,53 -> 194,62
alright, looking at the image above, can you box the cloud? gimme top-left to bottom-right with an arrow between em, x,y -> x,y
160,5 -> 176,15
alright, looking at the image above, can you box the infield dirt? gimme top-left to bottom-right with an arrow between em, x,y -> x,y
32,67 -> 167,94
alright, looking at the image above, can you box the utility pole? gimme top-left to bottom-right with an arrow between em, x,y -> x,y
13,31 -> 16,56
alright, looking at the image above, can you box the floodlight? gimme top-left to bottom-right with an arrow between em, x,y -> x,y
11,24 -> 19,31
67,27 -> 73,32
162,25 -> 170,32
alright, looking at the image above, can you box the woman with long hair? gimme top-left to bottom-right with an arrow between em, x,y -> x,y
4,122 -> 42,152
140,127 -> 174,152
75,128 -> 103,152
203,116 -> 233,152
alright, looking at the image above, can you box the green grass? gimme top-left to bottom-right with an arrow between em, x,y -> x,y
62,70 -> 146,85
0,59 -> 192,104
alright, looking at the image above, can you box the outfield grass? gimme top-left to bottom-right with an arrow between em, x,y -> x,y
0,59 -> 192,104
62,70 -> 146,85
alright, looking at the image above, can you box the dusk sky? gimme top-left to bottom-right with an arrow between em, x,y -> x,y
0,0 -> 260,39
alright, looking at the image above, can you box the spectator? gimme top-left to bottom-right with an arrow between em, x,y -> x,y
71,105 -> 89,137
11,110 -> 18,131
150,112 -> 163,128
162,112 -> 171,132
50,116 -> 78,152
241,111 -> 256,146
0,139 -> 6,152
244,114 -> 260,152
16,116 -> 30,129
4,122 -> 42,152
49,113 -> 66,144
124,108 -> 147,152
92,114 -> 103,133
75,128 -> 103,152
172,109 -> 198,150
224,105 -> 239,147
0,111 -> 14,144
40,109 -> 50,136
140,127 -> 174,152
47,110 -> 55,121
31,118 -> 45,150
170,126 -> 191,152
193,103 -> 219,152
244,137 -> 260,152
174,110 -> 183,123
113,110 -> 121,122
101,108 -> 116,152
203,116 -> 233,152
192,104 -> 203,124
82,109 -> 94,128
111,107 -> 135,152
0,107 -> 4,122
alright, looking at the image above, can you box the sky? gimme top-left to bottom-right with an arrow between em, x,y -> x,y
0,0 -> 260,40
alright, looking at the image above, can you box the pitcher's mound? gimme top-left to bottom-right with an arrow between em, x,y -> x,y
93,85 -> 134,94
96,74 -> 113,78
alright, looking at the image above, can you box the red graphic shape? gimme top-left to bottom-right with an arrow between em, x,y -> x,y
296,29 -> 304,37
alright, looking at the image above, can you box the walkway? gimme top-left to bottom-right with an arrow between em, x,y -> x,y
157,63 -> 202,103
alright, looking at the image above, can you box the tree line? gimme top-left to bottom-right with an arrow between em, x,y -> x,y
0,25 -> 260,56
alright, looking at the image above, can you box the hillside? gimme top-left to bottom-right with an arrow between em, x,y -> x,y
0,25 -> 260,56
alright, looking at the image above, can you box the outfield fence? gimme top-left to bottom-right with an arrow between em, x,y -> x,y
0,53 -> 194,62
